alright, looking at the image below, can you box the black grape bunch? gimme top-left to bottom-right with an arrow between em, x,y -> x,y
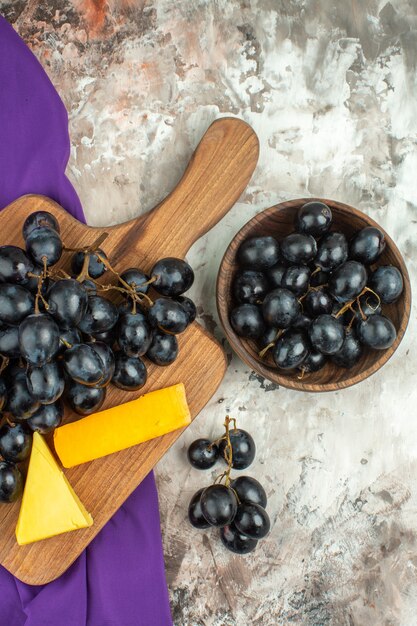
0,210 -> 197,504
230,201 -> 403,376
187,417 -> 270,555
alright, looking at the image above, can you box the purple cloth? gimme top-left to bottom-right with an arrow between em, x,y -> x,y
0,15 -> 172,626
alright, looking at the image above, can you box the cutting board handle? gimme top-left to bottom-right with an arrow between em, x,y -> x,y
133,117 -> 259,259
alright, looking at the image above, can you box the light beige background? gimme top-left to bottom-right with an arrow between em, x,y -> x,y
2,1 -> 417,624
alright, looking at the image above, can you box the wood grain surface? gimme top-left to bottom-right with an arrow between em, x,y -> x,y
217,198 -> 411,392
0,117 -> 259,584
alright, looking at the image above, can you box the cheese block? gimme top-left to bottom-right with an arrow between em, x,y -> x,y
16,433 -> 93,546
54,383 -> 191,468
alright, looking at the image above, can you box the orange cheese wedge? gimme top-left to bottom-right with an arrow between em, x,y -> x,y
54,383 -> 191,468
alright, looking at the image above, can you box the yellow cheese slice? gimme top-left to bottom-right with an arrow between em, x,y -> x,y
16,433 -> 93,546
54,383 -> 191,468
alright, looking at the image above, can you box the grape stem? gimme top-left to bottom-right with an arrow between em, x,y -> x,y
297,367 -> 306,380
298,283 -> 329,305
258,329 -> 284,359
334,286 -> 381,320
0,356 -> 9,375
209,416 -> 237,488
34,256 -> 49,314
63,233 -> 156,312
94,251 -> 154,309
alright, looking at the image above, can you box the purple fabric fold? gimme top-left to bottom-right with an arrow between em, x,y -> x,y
0,15 -> 172,626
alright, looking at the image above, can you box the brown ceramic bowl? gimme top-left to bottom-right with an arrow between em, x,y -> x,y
216,198 -> 411,392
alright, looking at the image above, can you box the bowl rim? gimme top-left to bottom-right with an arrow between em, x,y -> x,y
216,197 -> 412,392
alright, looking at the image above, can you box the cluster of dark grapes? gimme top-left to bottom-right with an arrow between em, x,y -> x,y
187,417 -> 270,554
0,210 -> 196,504
230,201 -> 404,374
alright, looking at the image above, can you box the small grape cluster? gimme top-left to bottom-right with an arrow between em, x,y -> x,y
0,210 -> 197,504
187,417 -> 270,554
230,201 -> 404,374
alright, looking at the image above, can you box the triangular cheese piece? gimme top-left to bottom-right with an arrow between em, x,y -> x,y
16,432 -> 93,545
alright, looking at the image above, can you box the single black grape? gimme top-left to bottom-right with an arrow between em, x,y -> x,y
187,438 -> 219,470
299,350 -> 327,373
356,315 -> 397,349
0,246 -> 34,284
188,489 -> 212,529
266,263 -> 286,289
331,330 -> 363,368
281,233 -> 317,264
0,462 -> 23,503
219,429 -> 255,470
152,257 -> 194,296
27,400 -> 64,433
27,360 -> 65,404
220,524 -> 258,554
19,313 -> 60,366
315,232 -> 348,271
63,343 -> 105,386
262,288 -> 300,328
23,211 -> 60,239
304,289 -> 333,317
0,283 -> 34,325
234,502 -> 270,539
6,376 -> 40,419
233,269 -> 269,304
200,484 -> 238,526
119,268 -> 150,295
0,423 -> 32,463
26,226 -> 62,266
296,201 -> 332,236
176,296 -> 197,324
273,330 -> 309,369
237,236 -> 280,270
309,314 -> 345,355
369,266 -> 403,304
230,304 -> 265,339
281,265 -> 311,296
329,261 -> 367,303
117,311 -> 153,358
71,249 -> 108,279
86,341 -> 115,388
78,295 -> 119,334
112,351 -> 147,391
350,227 -> 385,264
230,475 -> 267,508
146,331 -> 178,366
48,279 -> 88,328
0,325 -> 20,357
148,298 -> 188,334
65,381 -> 105,416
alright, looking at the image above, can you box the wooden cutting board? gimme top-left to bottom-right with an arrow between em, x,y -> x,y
0,117 -> 259,584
